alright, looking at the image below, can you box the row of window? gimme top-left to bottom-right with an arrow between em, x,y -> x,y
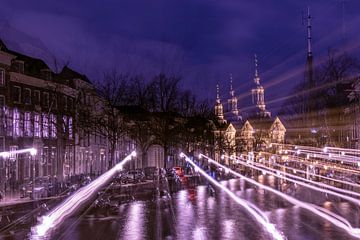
7,86 -> 73,110
0,108 -> 73,139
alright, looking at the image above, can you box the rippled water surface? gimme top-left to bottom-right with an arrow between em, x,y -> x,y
52,176 -> 359,240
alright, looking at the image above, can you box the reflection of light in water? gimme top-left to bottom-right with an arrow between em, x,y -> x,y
176,190 -> 195,240
339,202 -> 351,215
229,179 -> 237,192
120,202 -> 145,240
193,226 -> 207,240
197,186 -> 207,226
31,151 -> 136,239
272,208 -> 286,231
323,201 -> 332,209
222,219 -> 235,239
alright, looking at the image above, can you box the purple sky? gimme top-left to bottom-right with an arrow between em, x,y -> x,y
0,0 -> 360,114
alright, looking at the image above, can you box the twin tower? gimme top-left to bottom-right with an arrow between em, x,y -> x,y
215,55 -> 271,123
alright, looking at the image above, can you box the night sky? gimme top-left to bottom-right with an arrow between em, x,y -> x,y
1,0 -> 359,114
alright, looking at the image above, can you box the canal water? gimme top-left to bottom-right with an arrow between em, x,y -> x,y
49,175 -> 359,240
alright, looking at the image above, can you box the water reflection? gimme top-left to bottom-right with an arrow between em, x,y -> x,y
46,176 -> 359,240
119,202 -> 145,240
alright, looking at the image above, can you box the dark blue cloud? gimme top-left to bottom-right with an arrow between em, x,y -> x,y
0,0 -> 359,114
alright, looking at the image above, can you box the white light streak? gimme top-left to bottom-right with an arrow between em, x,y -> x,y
182,153 -> 284,240
31,151 -> 136,239
200,153 -> 360,239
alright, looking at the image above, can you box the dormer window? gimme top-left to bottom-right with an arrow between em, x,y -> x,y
12,60 -> 24,74
41,69 -> 52,81
0,69 -> 4,86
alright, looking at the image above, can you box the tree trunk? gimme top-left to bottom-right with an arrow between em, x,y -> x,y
141,151 -> 147,168
108,145 -> 115,170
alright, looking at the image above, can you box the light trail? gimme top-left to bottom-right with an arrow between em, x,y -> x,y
200,153 -> 360,239
228,155 -> 360,206
0,148 -> 37,158
234,155 -> 360,199
256,157 -> 360,189
180,152 -> 284,240
30,151 -> 136,239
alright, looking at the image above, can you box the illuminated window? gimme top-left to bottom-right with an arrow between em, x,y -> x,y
69,117 -> 73,139
24,112 -> 32,137
9,145 -> 17,160
0,69 -> 4,86
24,88 -> 31,105
13,86 -> 21,103
42,113 -> 49,138
62,116 -> 67,133
13,109 -> 20,137
34,113 -> 41,138
50,114 -> 57,138
6,109 -> 13,136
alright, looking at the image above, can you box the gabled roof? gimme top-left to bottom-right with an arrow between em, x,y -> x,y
0,38 -> 51,79
270,117 -> 286,132
247,117 -> 273,130
58,66 -> 91,83
240,120 -> 254,132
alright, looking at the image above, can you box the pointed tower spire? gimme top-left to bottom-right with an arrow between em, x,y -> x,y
251,54 -> 271,118
254,54 -> 260,85
215,83 -> 225,122
307,7 -> 312,57
304,7 -> 315,127
229,73 -> 234,97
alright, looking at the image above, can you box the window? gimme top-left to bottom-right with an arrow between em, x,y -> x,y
0,69 -> 4,86
62,116 -> 67,133
42,113 -> 49,138
24,88 -> 31,105
41,69 -> 52,81
13,60 -> 24,74
13,86 -> 21,103
0,136 -> 4,152
34,113 -> 41,138
13,109 -> 21,137
9,146 -> 17,160
43,92 -> 49,107
24,112 -> 32,137
63,96 -> 67,111
6,109 -> 13,136
50,114 -> 57,138
0,95 -> 4,107
51,94 -> 57,110
34,90 -> 40,105
68,117 -> 73,139
68,97 -> 73,110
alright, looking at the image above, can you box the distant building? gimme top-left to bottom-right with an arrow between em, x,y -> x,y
0,39 -> 110,192
212,55 -> 285,159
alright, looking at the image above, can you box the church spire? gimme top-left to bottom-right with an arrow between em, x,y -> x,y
229,73 -> 234,97
215,83 -> 225,122
254,54 -> 260,85
251,54 -> 271,118
307,7 -> 312,57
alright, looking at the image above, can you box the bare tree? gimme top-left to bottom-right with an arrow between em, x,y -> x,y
93,71 -> 130,169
